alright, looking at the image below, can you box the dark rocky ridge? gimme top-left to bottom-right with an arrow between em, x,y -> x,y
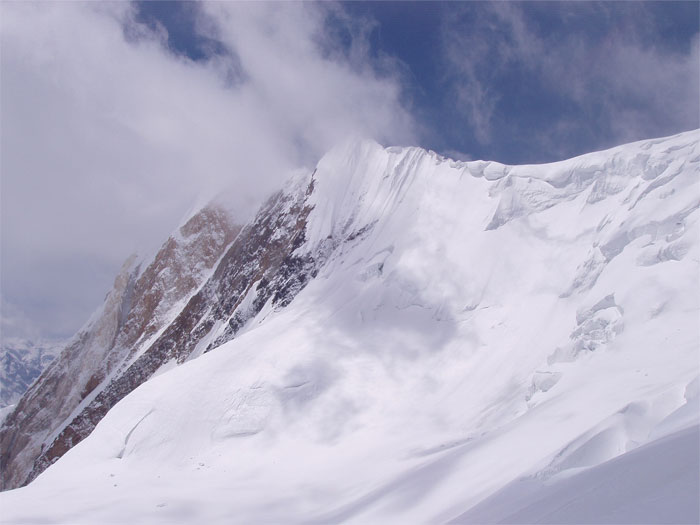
0,206 -> 240,490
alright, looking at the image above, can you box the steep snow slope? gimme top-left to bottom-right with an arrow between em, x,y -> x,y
1,131 -> 698,523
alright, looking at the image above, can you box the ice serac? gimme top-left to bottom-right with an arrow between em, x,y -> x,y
0,205 -> 240,490
1,130 -> 698,524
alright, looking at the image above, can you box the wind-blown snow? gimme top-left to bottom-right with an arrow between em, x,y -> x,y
1,130 -> 698,523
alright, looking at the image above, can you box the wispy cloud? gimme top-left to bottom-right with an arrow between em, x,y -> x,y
1,2 -> 415,338
441,2 -> 699,160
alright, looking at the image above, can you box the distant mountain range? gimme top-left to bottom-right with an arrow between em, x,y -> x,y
0,338 -> 64,412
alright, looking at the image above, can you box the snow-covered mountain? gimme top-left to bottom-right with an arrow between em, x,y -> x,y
1,130 -> 698,523
0,338 -> 63,411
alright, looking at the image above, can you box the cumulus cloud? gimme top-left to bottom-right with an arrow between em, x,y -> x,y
442,3 -> 699,160
0,2 -> 415,338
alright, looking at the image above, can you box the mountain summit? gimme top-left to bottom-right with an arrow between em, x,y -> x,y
1,131 -> 698,522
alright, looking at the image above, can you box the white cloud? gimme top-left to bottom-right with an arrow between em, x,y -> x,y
0,2 -> 415,338
442,3 -> 699,155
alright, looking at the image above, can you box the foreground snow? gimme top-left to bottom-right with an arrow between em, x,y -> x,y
454,414 -> 699,524
1,131 -> 698,523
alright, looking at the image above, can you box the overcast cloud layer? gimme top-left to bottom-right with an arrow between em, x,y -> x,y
1,2 -> 415,339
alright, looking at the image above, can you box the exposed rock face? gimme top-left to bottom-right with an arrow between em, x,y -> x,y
23,175 -> 320,486
0,205 -> 240,490
25,176 -> 321,484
